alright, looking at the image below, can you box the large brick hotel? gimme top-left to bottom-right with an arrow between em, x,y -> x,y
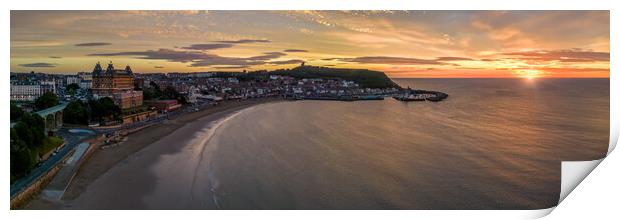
91,62 -> 143,110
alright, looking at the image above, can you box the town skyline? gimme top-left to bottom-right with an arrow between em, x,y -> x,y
11,10 -> 610,78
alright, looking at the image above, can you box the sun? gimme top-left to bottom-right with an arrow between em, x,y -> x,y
514,69 -> 542,79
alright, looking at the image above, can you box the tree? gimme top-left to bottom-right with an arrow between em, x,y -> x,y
66,83 -> 80,95
143,81 -> 162,101
63,101 -> 88,125
88,97 -> 121,123
10,102 -> 25,121
143,82 -> 187,104
35,92 -> 59,110
13,113 -> 45,147
10,146 -> 36,178
10,112 -> 46,180
98,97 -> 121,120
149,81 -> 160,91
162,86 -> 187,104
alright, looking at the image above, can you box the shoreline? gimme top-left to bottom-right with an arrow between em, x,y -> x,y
26,98 -> 284,209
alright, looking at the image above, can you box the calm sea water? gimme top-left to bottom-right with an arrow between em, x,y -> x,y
202,78 -> 609,209
70,78 -> 609,210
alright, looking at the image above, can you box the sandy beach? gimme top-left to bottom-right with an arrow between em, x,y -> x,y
26,98 -> 283,209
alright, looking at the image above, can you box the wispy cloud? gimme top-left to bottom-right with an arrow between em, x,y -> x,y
214,39 -> 271,44
436,57 -> 474,61
74,42 -> 112,47
283,49 -> 308,53
268,59 -> 304,65
189,52 -> 287,67
89,47 -> 289,67
213,65 -> 250,69
181,43 -> 234,50
502,48 -> 610,62
89,49 -> 209,63
19,62 -> 57,67
49,56 -> 62,59
335,56 -> 447,65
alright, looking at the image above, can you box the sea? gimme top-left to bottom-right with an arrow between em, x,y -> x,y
71,78 -> 610,210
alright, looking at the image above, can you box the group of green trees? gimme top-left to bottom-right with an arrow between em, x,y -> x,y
62,97 -> 121,125
66,83 -> 80,95
270,66 -> 400,89
10,102 -> 62,182
142,81 -> 187,104
207,65 -> 399,89
34,92 -> 59,111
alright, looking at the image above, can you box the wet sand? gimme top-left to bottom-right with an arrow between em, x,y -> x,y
26,98 -> 283,209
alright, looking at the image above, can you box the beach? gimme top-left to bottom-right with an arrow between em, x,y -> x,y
26,98 -> 283,209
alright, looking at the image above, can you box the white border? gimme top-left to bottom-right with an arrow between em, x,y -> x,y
3,1 -> 618,219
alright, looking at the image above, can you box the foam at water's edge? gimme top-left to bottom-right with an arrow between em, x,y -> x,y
186,106 -> 255,208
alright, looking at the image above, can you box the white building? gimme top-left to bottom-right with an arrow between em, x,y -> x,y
78,72 -> 92,81
227,77 -> 239,83
40,79 -> 57,94
10,84 -> 41,101
66,76 -> 81,85
79,80 -> 92,89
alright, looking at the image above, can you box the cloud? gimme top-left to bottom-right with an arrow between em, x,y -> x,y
283,49 -> 308,53
435,56 -> 474,61
335,56 -> 446,65
181,43 -> 234,50
214,39 -> 271,44
154,66 -> 165,68
19,62 -> 57,67
90,47 -> 290,68
176,39 -> 272,51
502,48 -> 609,62
89,49 -> 212,63
74,42 -> 112,47
49,56 -> 62,59
268,59 -> 304,65
248,52 -> 287,60
213,65 -> 250,69
189,52 -> 287,67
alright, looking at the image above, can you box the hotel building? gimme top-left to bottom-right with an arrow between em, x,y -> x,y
91,62 -> 143,110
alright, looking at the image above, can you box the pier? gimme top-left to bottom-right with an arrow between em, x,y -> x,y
393,90 -> 449,102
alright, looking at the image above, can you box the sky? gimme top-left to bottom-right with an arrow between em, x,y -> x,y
10,10 -> 610,78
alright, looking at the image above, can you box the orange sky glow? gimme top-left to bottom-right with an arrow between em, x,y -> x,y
10,11 -> 610,78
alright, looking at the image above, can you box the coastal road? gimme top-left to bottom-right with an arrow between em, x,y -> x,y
10,128 -> 96,198
94,100 -> 214,135
40,142 -> 91,200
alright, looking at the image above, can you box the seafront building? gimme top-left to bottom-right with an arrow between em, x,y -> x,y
10,83 -> 43,101
92,62 -> 136,96
10,77 -> 56,101
112,90 -> 144,110
91,62 -> 144,110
